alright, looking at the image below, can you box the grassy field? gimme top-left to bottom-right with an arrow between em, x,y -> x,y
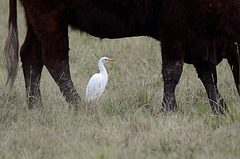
0,1 -> 240,159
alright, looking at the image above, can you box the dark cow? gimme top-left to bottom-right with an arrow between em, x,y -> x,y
4,0 -> 240,114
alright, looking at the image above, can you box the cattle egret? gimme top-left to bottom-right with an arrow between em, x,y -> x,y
86,57 -> 115,102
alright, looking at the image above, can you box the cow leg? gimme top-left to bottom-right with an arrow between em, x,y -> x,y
41,36 -> 81,110
194,63 -> 228,115
161,39 -> 185,112
44,55 -> 81,110
33,19 -> 81,110
226,41 -> 240,96
161,61 -> 183,112
20,25 -> 43,108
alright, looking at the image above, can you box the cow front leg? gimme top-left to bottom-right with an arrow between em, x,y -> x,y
20,25 -> 43,108
162,61 -> 183,112
226,41 -> 240,96
194,63 -> 228,115
160,34 -> 186,113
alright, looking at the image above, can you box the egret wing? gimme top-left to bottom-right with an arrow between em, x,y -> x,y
86,74 -> 106,102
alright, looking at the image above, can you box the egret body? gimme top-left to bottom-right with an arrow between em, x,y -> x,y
86,57 -> 115,102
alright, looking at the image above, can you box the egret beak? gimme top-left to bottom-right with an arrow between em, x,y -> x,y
107,59 -> 115,61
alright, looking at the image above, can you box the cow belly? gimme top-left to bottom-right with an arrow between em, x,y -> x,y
67,1 -> 157,39
184,37 -> 227,65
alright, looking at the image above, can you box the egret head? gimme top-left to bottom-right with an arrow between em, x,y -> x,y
99,57 -> 115,64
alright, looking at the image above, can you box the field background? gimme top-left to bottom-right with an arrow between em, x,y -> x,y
0,0 -> 240,158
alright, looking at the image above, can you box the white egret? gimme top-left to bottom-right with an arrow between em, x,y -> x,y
86,57 -> 115,102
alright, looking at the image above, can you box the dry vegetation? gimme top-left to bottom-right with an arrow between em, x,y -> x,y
1,0 -> 240,158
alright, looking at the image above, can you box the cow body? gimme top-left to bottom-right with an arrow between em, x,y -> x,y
5,0 -> 240,114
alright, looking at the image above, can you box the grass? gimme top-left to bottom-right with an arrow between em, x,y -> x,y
0,0 -> 240,158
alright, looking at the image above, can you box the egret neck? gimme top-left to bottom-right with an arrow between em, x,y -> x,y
98,60 -> 108,85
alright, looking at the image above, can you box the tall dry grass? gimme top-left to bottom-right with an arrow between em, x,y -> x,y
0,0 -> 240,158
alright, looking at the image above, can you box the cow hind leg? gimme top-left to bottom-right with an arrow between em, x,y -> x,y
20,26 -> 43,108
194,63 -> 229,115
44,55 -> 81,110
36,25 -> 81,110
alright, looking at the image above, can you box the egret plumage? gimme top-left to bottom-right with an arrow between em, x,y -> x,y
86,57 -> 115,102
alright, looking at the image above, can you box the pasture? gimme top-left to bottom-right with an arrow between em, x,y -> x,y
0,0 -> 240,158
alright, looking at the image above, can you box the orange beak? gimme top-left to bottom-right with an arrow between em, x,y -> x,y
107,59 -> 115,61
